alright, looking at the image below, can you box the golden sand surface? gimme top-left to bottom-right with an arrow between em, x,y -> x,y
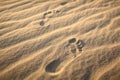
0,0 -> 120,80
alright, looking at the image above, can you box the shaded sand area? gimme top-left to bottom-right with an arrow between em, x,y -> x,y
0,0 -> 120,80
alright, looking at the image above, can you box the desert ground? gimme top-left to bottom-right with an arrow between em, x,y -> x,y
0,0 -> 120,80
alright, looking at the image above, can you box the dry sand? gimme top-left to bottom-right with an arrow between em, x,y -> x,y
0,0 -> 120,80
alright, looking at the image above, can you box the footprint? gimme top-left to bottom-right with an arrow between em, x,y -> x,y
40,21 -> 44,26
45,59 -> 61,72
60,2 -> 67,5
76,40 -> 85,51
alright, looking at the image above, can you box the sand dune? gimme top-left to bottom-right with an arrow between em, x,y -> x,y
0,0 -> 120,80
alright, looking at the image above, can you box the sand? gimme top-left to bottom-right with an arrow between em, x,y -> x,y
0,0 -> 120,80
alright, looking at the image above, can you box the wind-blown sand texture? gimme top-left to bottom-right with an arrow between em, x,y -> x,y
0,0 -> 120,80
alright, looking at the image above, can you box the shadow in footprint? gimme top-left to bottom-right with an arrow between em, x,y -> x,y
60,2 -> 67,5
40,21 -> 44,26
76,40 -> 85,51
69,38 -> 76,44
45,59 -> 61,72
66,38 -> 76,47
45,11 -> 52,15
43,11 -> 52,18
70,45 -> 77,57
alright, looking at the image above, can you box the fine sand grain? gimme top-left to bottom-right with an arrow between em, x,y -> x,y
0,0 -> 120,80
